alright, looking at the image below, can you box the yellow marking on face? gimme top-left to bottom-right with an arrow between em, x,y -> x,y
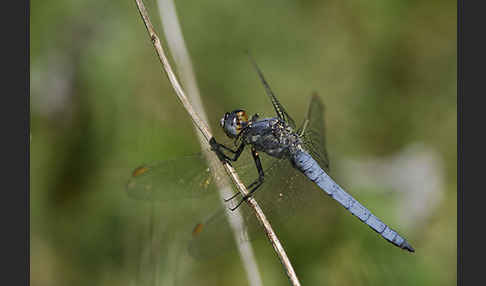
132,166 -> 149,177
236,111 -> 249,131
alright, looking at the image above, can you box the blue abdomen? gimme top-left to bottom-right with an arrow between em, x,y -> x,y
292,150 -> 414,252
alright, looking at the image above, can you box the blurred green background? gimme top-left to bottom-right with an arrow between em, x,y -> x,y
30,0 -> 456,285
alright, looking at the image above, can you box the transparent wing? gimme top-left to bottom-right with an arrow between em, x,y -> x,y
127,148 -> 324,259
126,136 -> 251,202
188,156 -> 325,258
298,93 -> 330,172
125,151 -> 292,258
126,151 -> 259,202
248,55 -> 296,128
126,154 -> 221,201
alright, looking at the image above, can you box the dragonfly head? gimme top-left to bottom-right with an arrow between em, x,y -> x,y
220,110 -> 249,138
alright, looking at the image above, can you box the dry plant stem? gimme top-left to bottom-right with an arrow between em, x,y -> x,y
156,1 -> 263,285
133,1 -> 301,285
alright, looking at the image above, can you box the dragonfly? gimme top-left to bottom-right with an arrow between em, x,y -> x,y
127,57 -> 415,255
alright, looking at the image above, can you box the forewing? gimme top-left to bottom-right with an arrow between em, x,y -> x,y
298,93 -> 330,172
126,148 -> 266,202
126,154 -> 223,201
249,55 -> 296,128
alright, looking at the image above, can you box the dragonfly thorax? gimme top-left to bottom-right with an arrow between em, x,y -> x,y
242,117 -> 303,159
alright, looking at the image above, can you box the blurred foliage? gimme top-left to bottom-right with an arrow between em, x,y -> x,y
31,0 -> 456,285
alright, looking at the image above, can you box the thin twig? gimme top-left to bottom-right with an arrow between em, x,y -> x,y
156,0 -> 263,285
133,1 -> 301,285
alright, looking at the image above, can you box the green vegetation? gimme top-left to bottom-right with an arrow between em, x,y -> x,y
31,0 -> 456,285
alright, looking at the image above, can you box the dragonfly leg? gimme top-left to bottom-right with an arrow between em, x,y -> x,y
224,191 -> 241,202
209,137 -> 245,164
224,172 -> 264,203
229,148 -> 265,211
228,181 -> 264,211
